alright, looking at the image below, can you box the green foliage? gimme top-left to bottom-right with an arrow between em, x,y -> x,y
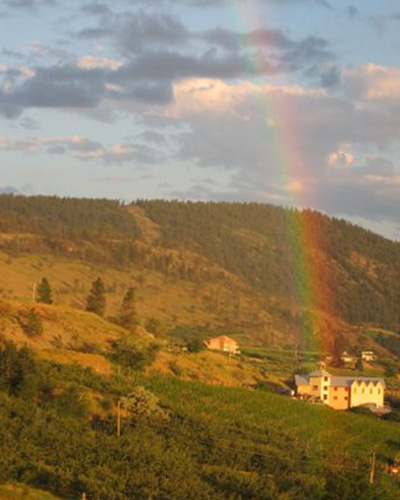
356,357 -> 364,372
187,337 -> 205,353
109,333 -> 160,376
53,384 -> 88,419
36,277 -> 53,304
119,286 -> 139,331
145,317 -> 163,336
86,277 -> 106,316
0,342 -> 40,397
0,348 -> 399,500
120,386 -> 169,420
25,308 -> 44,337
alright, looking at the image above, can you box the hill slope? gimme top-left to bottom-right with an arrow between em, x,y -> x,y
0,195 -> 399,356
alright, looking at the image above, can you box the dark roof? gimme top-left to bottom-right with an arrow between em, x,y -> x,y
295,373 -> 385,388
309,370 -> 331,378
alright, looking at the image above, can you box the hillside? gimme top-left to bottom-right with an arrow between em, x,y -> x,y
1,344 -> 399,500
1,195 -> 400,499
0,195 -> 400,358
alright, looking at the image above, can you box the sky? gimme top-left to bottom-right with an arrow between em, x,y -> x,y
1,0 -> 400,240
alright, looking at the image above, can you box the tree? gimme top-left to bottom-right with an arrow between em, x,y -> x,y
25,308 -> 43,337
119,287 -> 139,331
110,333 -> 160,379
86,277 -> 106,316
187,338 -> 204,353
36,277 -> 53,304
120,386 -> 168,420
356,356 -> 364,372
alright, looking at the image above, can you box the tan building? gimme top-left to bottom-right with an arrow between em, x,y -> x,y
204,335 -> 240,355
295,365 -> 385,410
361,350 -> 377,362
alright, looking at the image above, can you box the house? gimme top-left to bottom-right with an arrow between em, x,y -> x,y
295,363 -> 385,410
361,350 -> 377,362
204,335 -> 240,355
341,351 -> 358,367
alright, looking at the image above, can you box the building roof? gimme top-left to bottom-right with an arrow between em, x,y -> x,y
309,370 -> 331,378
294,374 -> 309,386
295,373 -> 385,388
208,335 -> 237,344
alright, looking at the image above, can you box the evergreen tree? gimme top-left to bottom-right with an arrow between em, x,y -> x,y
86,277 -> 106,316
119,287 -> 138,331
25,308 -> 43,337
36,277 -> 53,304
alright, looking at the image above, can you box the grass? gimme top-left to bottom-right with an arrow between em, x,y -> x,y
146,375 -> 400,463
0,484 -> 64,500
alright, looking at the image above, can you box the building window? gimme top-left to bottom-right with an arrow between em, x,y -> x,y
324,386 -> 328,391
333,396 -> 338,400
370,389 -> 373,394
378,389 -> 381,394
324,377 -> 329,382
334,387 -> 338,391
323,395 -> 328,400
344,397 -> 348,400
312,385 -> 318,390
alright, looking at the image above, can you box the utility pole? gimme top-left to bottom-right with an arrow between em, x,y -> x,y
117,400 -> 121,438
369,452 -> 376,485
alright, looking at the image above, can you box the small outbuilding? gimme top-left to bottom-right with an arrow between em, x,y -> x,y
204,335 -> 240,355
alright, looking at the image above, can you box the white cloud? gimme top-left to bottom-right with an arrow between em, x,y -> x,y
327,150 -> 356,168
77,55 -> 122,70
343,64 -> 400,101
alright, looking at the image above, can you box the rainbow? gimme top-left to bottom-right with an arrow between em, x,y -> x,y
230,0 -> 337,353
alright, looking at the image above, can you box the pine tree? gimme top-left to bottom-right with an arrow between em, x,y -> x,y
119,287 -> 138,331
25,308 -> 43,337
86,277 -> 106,316
36,277 -> 53,304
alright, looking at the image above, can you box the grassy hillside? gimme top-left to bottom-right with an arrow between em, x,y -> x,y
1,344 -> 399,500
1,195 -> 400,359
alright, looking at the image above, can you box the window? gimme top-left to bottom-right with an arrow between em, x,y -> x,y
370,389 -> 373,394
324,386 -> 328,391
324,377 -> 329,382
333,396 -> 338,400
334,387 -> 338,392
378,389 -> 381,394
323,395 -> 328,400
312,385 -> 318,390
344,397 -> 348,400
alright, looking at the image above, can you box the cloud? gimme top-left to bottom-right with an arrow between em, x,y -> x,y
327,150 -> 355,168
0,186 -> 20,194
117,12 -> 191,55
78,56 -> 122,70
346,6 -> 359,19
5,0 -> 55,9
0,134 -> 164,165
140,72 -> 400,226
127,0 -> 331,8
81,2 -> 112,16
343,64 -> 400,101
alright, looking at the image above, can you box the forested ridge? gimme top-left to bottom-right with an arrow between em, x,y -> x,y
1,195 -> 399,333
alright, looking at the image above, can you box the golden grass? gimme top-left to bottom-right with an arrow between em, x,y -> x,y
148,349 -> 266,388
